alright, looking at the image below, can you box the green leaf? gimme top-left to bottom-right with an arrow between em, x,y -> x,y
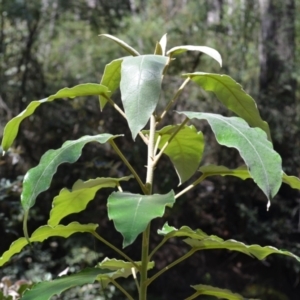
154,125 -> 204,184
97,258 -> 155,287
282,173 -> 300,190
0,223 -> 98,267
48,176 -> 133,226
184,237 -> 300,262
99,58 -> 123,110
22,134 -> 119,211
1,84 -> 109,151
99,34 -> 140,56
167,46 -> 222,67
120,55 -> 168,140
21,268 -> 113,300
187,284 -> 247,300
183,73 -> 271,140
158,223 -> 300,263
178,112 -> 282,208
199,164 -> 251,180
107,191 -> 175,247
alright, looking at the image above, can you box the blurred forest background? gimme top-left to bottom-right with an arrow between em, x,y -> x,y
1,0 -> 300,299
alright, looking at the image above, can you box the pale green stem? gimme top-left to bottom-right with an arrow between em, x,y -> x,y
147,249 -> 196,286
91,231 -> 140,271
109,140 -> 147,194
184,292 -> 199,300
175,174 -> 206,200
153,117 -> 189,167
140,114 -> 157,300
158,78 -> 190,123
23,210 -> 32,247
110,278 -> 134,300
104,95 -> 148,144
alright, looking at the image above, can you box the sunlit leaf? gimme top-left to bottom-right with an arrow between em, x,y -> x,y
154,125 -> 204,184
186,284 -> 246,300
99,58 -> 123,110
21,268 -> 112,300
97,258 -> 154,287
158,223 -> 300,263
1,84 -> 109,151
22,134 -> 119,211
48,176 -> 133,226
0,223 -> 98,267
99,34 -> 140,56
183,72 -> 271,139
120,55 -> 168,140
178,112 -> 282,208
108,191 -> 175,247
167,45 -> 222,67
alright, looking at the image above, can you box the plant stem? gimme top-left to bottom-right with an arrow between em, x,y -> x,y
147,249 -> 196,286
109,140 -> 147,194
110,278 -> 134,300
148,237 -> 168,260
91,231 -> 140,270
104,95 -> 148,144
157,78 -> 190,123
174,174 -> 206,199
153,117 -> 189,167
140,114 -> 157,300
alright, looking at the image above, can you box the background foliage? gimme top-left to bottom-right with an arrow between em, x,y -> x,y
1,0 -> 300,299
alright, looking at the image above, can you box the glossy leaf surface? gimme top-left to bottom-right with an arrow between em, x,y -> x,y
120,55 -> 168,139
167,45 -> 222,67
108,190 -> 175,247
2,84 -> 109,151
99,58 -> 123,110
158,223 -> 300,262
186,285 -> 245,300
0,223 -> 98,267
99,34 -> 140,56
22,134 -> 119,211
21,268 -> 112,300
178,112 -> 282,206
154,125 -> 204,184
48,176 -> 133,226
97,258 -> 154,287
183,72 -> 271,139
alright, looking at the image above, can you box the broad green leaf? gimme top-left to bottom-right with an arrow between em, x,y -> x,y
1,84 -> 109,151
178,112 -> 282,207
21,134 -> 119,212
48,176 -> 133,226
99,34 -> 140,56
21,268 -> 113,300
184,237 -> 300,262
99,58 -> 123,110
158,223 -> 300,262
199,165 -> 251,180
97,258 -> 155,287
154,125 -> 204,184
107,190 -> 175,247
120,55 -> 168,140
186,284 -> 246,300
183,73 -> 271,140
0,223 -> 98,267
167,45 -> 222,67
